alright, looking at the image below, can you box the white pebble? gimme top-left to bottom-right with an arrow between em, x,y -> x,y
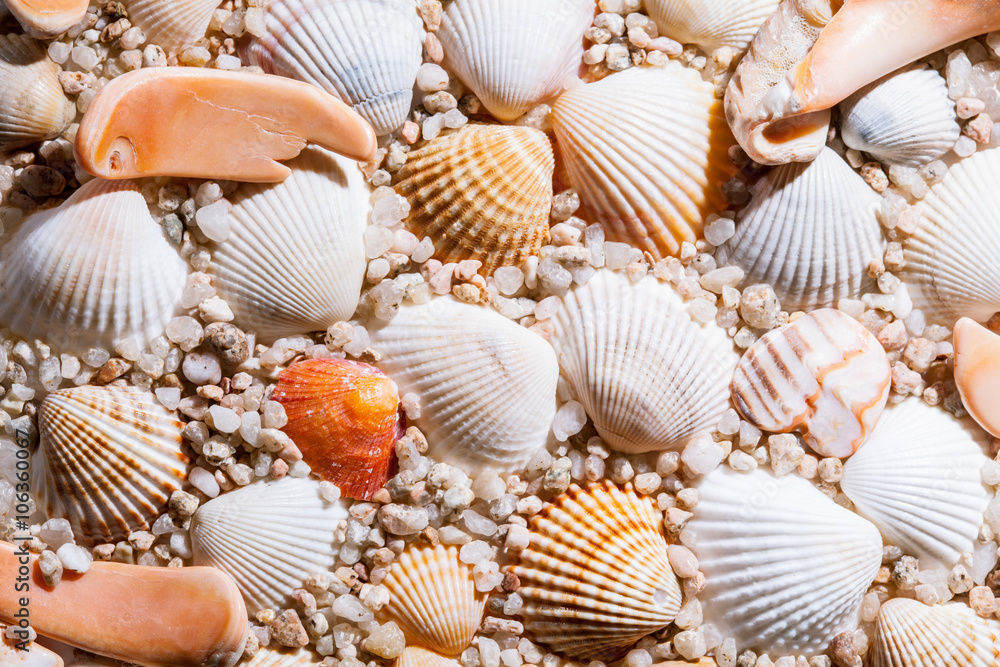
552,401 -> 587,441
416,63 -> 449,92
189,466 -> 221,498
56,543 -> 91,573
195,200 -> 231,242
154,387 -> 181,410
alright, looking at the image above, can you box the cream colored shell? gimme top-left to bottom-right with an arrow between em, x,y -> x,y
0,34 -> 76,153
871,598 -> 1000,667
123,0 -> 220,54
645,0 -> 780,54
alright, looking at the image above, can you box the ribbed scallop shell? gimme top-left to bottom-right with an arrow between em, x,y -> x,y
645,0 -> 780,54
379,544 -> 486,656
689,467 -> 883,656
123,0 -> 219,54
551,271 -> 739,454
841,399 -> 991,571
0,34 -> 76,152
507,482 -> 681,662
367,296 -> 559,476
36,385 -> 188,547
209,147 -> 369,342
240,0 -> 423,136
190,476 -> 349,614
871,598 -> 1000,667
396,648 -> 462,667
714,147 -> 884,312
839,65 -> 959,168
552,63 -> 735,260
244,647 -> 323,667
0,177 -> 188,355
394,124 -> 553,274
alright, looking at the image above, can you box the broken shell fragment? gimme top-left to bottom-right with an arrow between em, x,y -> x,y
954,318 -> 1000,439
0,632 -> 63,667
870,598 -> 1000,667
3,0 -> 89,38
0,34 -> 76,152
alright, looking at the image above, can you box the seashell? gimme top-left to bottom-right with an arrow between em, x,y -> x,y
870,598 -> 1000,667
395,648 -> 462,667
208,147 -> 370,341
367,296 -> 558,476
839,65 -> 959,168
841,399 -> 991,571
955,318 -> 1000,439
74,68 -> 377,182
645,0 -> 780,54
379,544 -> 486,656
190,476 -> 350,614
36,385 -> 188,547
552,63 -> 735,260
394,124 -> 553,274
122,0 -> 219,54
272,358 -> 403,501
506,482 -> 682,662
243,646 -> 323,667
689,467 -> 883,656
438,0 -> 593,122
731,308 -> 890,458
551,270 -> 739,453
0,178 -> 188,355
714,147 -> 884,312
240,0 -> 423,136
0,34 -> 76,152
3,0 -> 88,38
0,627 -> 63,666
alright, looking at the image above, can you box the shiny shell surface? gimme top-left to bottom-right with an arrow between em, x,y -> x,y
871,598 -> 1000,667
123,0 -> 219,54
645,0 -> 780,53
0,33 -> 75,151
954,317 -> 1000,439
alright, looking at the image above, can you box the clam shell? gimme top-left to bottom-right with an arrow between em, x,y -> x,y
552,63 -> 735,260
954,317 -> 1000,439
367,296 -> 559,476
714,147 -> 884,312
645,0 -> 780,54
689,467 -> 883,656
731,308 -> 891,458
122,0 -> 219,54
871,598 -> 1000,667
0,34 -> 75,152
36,385 -> 188,547
507,482 -> 681,662
190,476 -> 350,614
839,65 -> 959,168
841,399 -> 991,571
379,544 -> 486,656
395,648 -> 462,667
394,124 -> 554,274
551,270 -> 739,453
240,0 -> 423,136
208,147 -> 369,341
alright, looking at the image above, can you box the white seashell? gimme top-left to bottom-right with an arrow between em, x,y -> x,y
241,0 -> 423,136
209,147 -> 369,342
123,0 -> 220,54
190,476 -> 349,614
551,271 -> 739,453
871,598 -> 1000,667
839,65 -> 959,168
731,308 -> 890,458
0,178 -> 188,355
645,0 -> 780,54
396,648 -> 462,667
689,467 -> 883,656
841,399 -> 991,571
439,0 -> 593,122
0,34 -> 76,152
242,646 -> 322,667
714,148 -> 884,312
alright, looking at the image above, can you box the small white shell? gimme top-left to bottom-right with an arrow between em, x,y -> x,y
396,648 -> 462,667
871,598 -> 1000,667
0,34 -> 76,152
123,0 -> 220,54
645,0 -> 780,54
242,646 -> 322,667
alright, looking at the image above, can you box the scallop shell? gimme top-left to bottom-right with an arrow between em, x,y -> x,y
551,270 -> 739,454
395,648 -> 462,667
0,34 -> 75,152
438,0 -> 593,122
190,476 -> 349,614
552,63 -> 735,260
954,317 -> 1000,439
122,0 -> 220,54
367,296 -> 559,476
714,147 -> 884,312
839,65 -> 959,168
645,0 -> 780,54
243,646 -> 323,667
506,482 -> 682,662
208,147 -> 369,341
841,399 -> 991,571
240,0 -> 423,136
0,177 -> 188,355
379,544 -> 487,656
871,598 -> 1000,667
731,308 -> 891,458
36,385 -> 188,547
394,124 -> 554,274
689,467 -> 883,656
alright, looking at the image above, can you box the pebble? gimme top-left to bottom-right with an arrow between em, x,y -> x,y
38,549 -> 63,587
969,585 -> 997,617
704,216 -> 736,246
183,349 -> 222,385
39,519 -> 74,550
364,621 -> 405,659
740,284 -> 781,329
195,200 -> 231,242
56,543 -> 91,574
829,632 -> 860,667
189,466 -> 221,498
681,436 -> 725,476
205,322 -> 250,365
462,510 -> 497,538
378,504 -> 429,535
416,63 -> 449,92
551,401 -> 587,441
198,296 -> 234,323
166,316 -> 204,351
20,165 -> 65,198
271,610 -> 309,648
673,630 -> 706,660
667,545 -> 699,578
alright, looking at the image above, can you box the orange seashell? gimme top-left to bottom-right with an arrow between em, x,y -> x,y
4,0 -> 89,38
273,358 -> 402,500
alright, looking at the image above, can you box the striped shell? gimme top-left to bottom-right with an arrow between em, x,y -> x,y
123,0 -> 219,54
394,125 -> 554,274
507,482 -> 681,662
731,309 -> 891,458
954,317 -> 1000,439
0,34 -> 76,152
552,63 -> 735,260
645,0 -> 780,54
243,647 -> 323,667
871,598 -> 1000,667
395,648 -> 462,667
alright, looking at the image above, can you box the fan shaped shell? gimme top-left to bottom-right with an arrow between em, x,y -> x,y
123,0 -> 220,54
243,646 -> 323,667
645,0 -> 780,54
395,648 -> 462,667
0,34 -> 77,153
871,598 -> 1000,667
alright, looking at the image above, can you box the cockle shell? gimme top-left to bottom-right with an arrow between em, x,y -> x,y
190,477 -> 350,614
4,0 -> 88,38
208,147 -> 370,341
123,0 -> 219,54
395,648 -> 462,667
0,34 -> 75,152
689,467 -> 882,656
552,63 -> 735,260
551,271 -> 739,454
871,598 -> 1000,667
507,482 -> 682,662
35,385 -> 188,547
379,544 -> 487,656
714,148 -> 884,312
394,124 -> 554,274
731,308 -> 890,458
273,358 -> 402,501
367,296 -> 559,476
954,318 -> 1000,439
0,178 -> 188,355
645,0 -> 780,54
240,0 -> 423,136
